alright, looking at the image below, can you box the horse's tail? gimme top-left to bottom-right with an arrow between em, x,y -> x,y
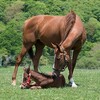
62,11 -> 76,43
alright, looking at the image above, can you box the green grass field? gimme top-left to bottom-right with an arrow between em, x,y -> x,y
0,66 -> 100,100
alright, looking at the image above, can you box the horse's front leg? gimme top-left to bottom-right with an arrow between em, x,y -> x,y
72,48 -> 81,73
68,48 -> 81,87
67,54 -> 77,88
12,43 -> 33,86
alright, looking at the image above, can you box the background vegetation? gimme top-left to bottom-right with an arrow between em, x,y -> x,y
0,0 -> 100,68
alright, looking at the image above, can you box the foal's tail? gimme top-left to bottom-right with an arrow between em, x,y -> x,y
62,11 -> 76,42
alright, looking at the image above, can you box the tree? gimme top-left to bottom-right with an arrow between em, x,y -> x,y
85,17 -> 100,42
0,0 -> 100,67
4,0 -> 25,22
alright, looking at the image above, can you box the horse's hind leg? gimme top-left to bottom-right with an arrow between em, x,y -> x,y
34,40 -> 44,71
12,42 -> 33,86
28,40 -> 44,72
28,47 -> 35,64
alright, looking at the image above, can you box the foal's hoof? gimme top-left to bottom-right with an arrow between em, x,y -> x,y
30,86 -> 42,89
12,80 -> 16,86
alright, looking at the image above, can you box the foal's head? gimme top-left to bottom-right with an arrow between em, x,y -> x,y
20,66 -> 31,89
52,44 -> 68,74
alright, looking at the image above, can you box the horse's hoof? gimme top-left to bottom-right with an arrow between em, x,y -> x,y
12,80 -> 16,86
71,82 -> 78,88
68,82 -> 77,88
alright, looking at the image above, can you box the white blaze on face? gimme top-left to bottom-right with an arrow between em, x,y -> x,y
53,55 -> 56,69
53,64 -> 54,69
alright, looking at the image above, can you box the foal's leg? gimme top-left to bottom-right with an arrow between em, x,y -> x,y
12,43 -> 33,86
30,86 -> 42,89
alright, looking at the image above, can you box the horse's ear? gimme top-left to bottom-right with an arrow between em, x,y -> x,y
56,44 -> 61,52
51,43 -> 57,49
27,65 -> 30,73
51,43 -> 61,52
28,65 -> 30,70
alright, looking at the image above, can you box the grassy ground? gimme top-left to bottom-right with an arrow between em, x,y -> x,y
0,66 -> 100,100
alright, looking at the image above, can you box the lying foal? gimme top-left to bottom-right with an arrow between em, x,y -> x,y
20,67 -> 66,89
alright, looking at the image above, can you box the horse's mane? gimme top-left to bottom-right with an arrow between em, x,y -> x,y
62,11 -> 76,43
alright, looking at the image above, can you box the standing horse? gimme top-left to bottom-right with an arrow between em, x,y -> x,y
12,11 -> 86,87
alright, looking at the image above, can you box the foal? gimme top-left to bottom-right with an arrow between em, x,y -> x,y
21,67 -> 66,89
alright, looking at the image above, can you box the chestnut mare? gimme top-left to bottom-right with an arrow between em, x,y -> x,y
12,11 -> 86,87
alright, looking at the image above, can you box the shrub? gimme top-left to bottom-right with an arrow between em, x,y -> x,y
76,57 -> 100,69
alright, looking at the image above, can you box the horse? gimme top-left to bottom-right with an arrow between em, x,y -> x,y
12,11 -> 86,87
20,66 -> 66,89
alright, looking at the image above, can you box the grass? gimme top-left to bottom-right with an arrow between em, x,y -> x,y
0,66 -> 100,100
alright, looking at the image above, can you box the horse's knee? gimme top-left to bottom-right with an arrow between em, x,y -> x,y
16,55 -> 22,65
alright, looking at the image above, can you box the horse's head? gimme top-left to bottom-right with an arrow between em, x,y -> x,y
52,44 -> 68,75
20,66 -> 31,89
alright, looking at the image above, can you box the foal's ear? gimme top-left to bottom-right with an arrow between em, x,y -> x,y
28,65 -> 30,71
28,65 -> 30,69
23,67 -> 26,71
23,65 -> 30,72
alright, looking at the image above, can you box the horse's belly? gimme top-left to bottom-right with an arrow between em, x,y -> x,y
40,32 -> 61,48
38,16 -> 63,47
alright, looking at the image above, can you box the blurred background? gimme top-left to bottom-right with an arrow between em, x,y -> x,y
0,0 -> 100,69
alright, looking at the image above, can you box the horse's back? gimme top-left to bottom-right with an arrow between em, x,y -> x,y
23,15 -> 64,47
23,15 -> 44,32
23,12 -> 86,48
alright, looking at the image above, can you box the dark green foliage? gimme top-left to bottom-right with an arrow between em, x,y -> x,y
77,43 -> 100,69
0,0 -> 100,68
